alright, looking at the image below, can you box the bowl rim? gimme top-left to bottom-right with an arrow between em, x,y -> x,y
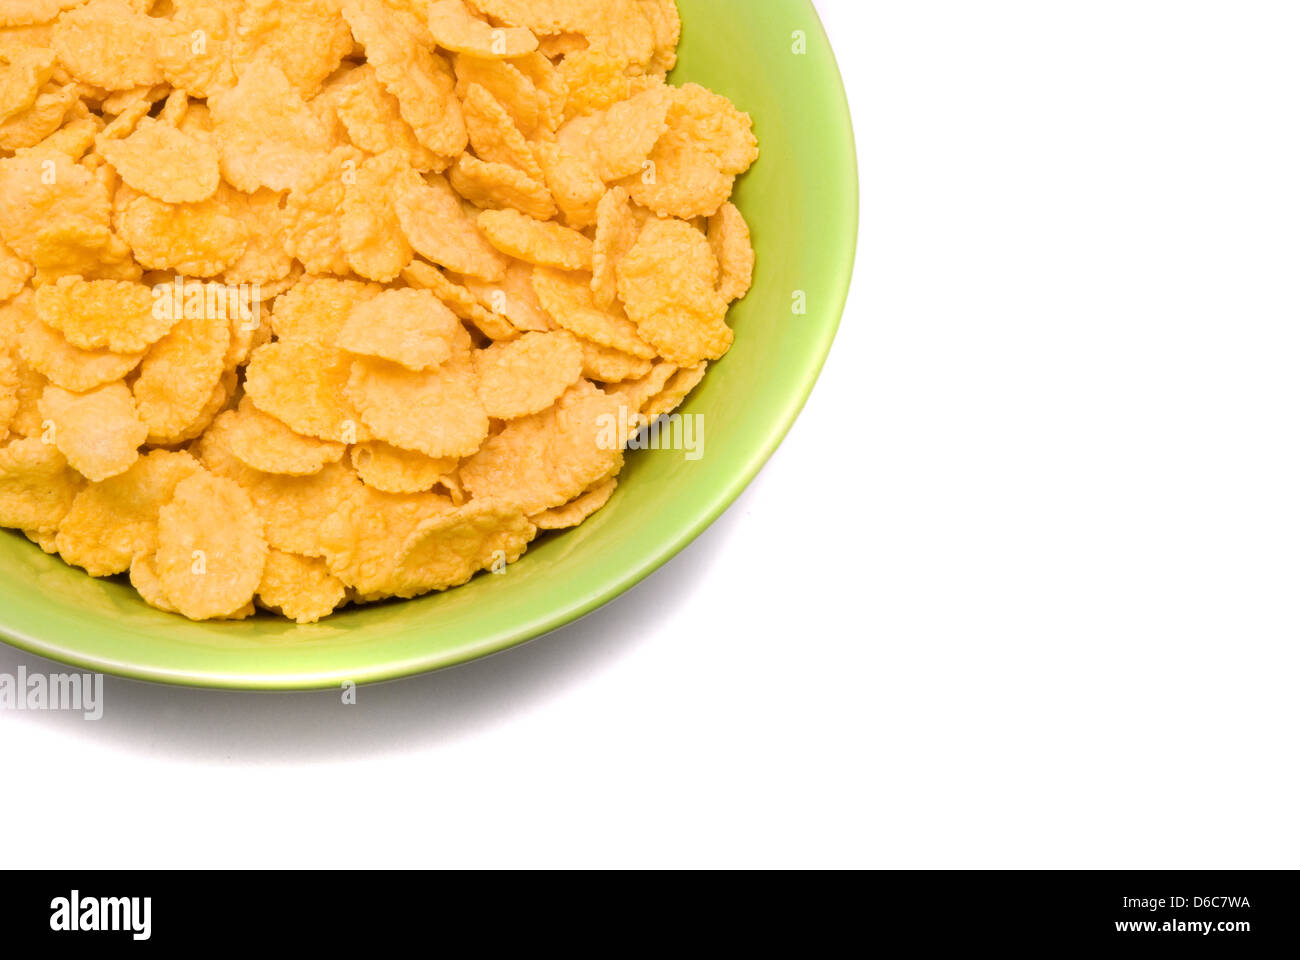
0,1 -> 859,689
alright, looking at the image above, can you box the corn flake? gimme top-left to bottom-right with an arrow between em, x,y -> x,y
34,275 -> 169,353
346,354 -> 488,458
708,201 -> 755,304
38,381 -> 145,481
342,0 -> 467,158
305,66 -> 354,151
221,305 -> 271,373
0,44 -> 54,123
616,216 -> 733,366
462,260 -> 550,332
578,338 -> 652,383
156,0 -> 236,99
391,497 -> 536,596
256,548 -> 347,624
532,266 -> 654,358
171,369 -> 235,446
535,142 -> 604,231
449,153 -> 555,220
637,0 -> 680,74
334,64 -> 439,172
604,359 -> 675,412
92,91 -> 150,144
0,81 -> 78,150
0,350 -> 18,441
557,49 -> 628,121
0,3 -> 87,29
500,51 -> 566,134
340,151 -> 416,284
4,350 -> 46,439
221,186 -> 294,286
224,397 -> 346,477
0,436 -> 82,531
32,218 -> 139,285
51,0 -> 164,91
208,59 -> 330,193
530,475 -> 616,530
20,310 -> 143,392
338,287 -> 472,371
132,310 -> 229,443
591,185 -> 644,308
233,0 -> 354,99
479,208 -> 592,271
0,151 -> 109,261
623,83 -> 758,219
118,192 -> 248,278
428,0 -> 538,58
317,483 -> 456,596
461,82 -> 543,181
271,277 -> 381,346
55,448 -> 200,576
585,86 -> 671,182
350,441 -> 457,495
23,111 -> 98,161
128,551 -> 176,613
474,330 -> 582,419
200,418 -> 363,556
24,526 -> 58,553
642,362 -> 707,420
460,379 -> 628,515
394,171 -> 509,281
244,338 -> 369,444
284,145 -> 364,277
466,0 -> 654,67
155,469 -> 267,621
0,237 -> 33,303
401,259 -> 516,341
536,30 -> 584,54
453,54 -> 540,138
98,117 -> 220,204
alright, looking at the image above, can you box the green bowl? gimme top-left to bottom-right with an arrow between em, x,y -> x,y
0,0 -> 857,689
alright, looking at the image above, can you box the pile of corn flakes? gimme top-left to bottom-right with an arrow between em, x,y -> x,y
0,0 -> 756,623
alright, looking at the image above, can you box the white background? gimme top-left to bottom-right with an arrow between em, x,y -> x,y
4,0 -> 1300,868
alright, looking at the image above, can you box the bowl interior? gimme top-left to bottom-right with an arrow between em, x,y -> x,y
0,0 -> 858,688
